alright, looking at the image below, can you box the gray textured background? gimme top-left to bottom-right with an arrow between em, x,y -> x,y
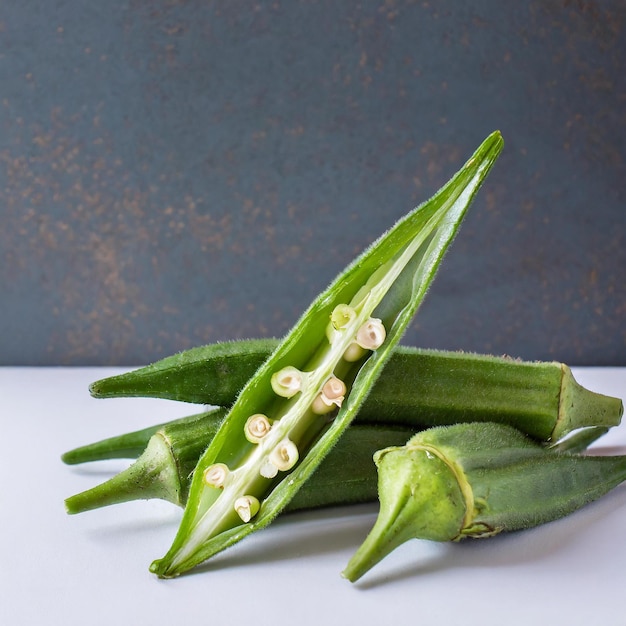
1,0 -> 624,366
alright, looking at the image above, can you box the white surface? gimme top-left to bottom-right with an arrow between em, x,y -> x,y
2,366 -> 626,626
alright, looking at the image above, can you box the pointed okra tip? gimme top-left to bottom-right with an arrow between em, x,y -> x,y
342,441 -> 466,582
64,434 -> 183,514
148,130 -> 505,579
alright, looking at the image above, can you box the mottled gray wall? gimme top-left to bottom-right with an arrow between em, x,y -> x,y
1,0 -> 624,365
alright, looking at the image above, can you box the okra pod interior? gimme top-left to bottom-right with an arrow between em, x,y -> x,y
149,131 -> 504,578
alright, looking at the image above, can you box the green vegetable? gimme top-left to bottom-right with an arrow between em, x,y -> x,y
88,341 -> 623,444
62,418 -> 610,516
343,422 -> 626,582
149,131 -> 503,578
61,419 -> 187,465
64,413 -> 413,514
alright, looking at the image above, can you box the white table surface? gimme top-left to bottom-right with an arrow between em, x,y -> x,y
2,366 -> 625,626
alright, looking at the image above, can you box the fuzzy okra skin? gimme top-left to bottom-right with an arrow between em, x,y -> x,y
64,416 -> 413,514
89,341 -> 623,443
343,422 -> 626,582
63,413 -> 609,514
149,132 -> 503,578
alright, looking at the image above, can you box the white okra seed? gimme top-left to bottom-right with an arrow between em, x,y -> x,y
311,393 -> 335,415
312,376 -> 347,414
322,376 -> 346,401
203,463 -> 230,489
356,318 -> 386,350
244,413 -> 273,443
260,459 -> 279,479
234,495 -> 260,523
269,438 -> 299,471
271,366 -> 305,398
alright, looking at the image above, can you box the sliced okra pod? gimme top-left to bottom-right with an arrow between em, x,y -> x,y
88,341 -> 622,444
343,422 -> 626,582
149,131 -> 504,578
64,416 -> 413,514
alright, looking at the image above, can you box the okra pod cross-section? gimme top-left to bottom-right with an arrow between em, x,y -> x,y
149,132 -> 504,577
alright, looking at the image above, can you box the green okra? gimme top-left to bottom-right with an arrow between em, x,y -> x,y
88,340 -> 623,444
62,414 -> 610,514
64,414 -> 413,514
149,131 -> 503,578
343,422 -> 626,582
61,418 -> 191,465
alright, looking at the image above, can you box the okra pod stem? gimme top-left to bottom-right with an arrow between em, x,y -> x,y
64,416 -> 413,514
343,422 -> 626,582
88,340 -> 623,444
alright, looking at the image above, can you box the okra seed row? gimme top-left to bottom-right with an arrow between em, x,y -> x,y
217,309 -> 388,530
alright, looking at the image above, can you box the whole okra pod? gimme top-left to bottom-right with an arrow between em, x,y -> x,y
88,341 -> 623,443
343,422 -> 626,582
149,132 -> 503,577
64,412 -> 413,514
62,410 -> 609,514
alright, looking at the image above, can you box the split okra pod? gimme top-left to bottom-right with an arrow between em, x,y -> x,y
343,422 -> 626,582
149,131 -> 503,577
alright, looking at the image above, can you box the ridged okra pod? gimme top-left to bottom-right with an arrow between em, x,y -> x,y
64,415 -> 413,514
149,131 -> 503,577
62,409 -> 609,514
89,341 -> 623,443
343,422 -> 626,582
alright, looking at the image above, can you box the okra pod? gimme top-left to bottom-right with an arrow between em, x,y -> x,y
62,416 -> 610,514
64,415 -> 413,514
150,132 -> 503,577
61,418 -> 195,465
89,341 -> 623,443
343,422 -> 626,582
